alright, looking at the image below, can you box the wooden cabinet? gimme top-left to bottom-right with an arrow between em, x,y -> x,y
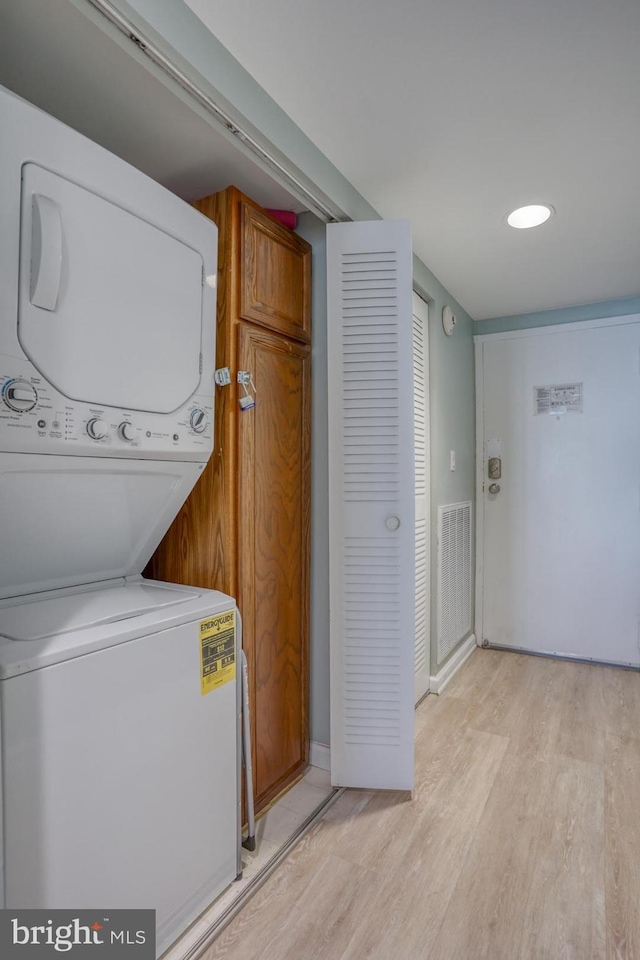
146,187 -> 311,814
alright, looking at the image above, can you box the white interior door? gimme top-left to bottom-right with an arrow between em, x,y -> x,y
413,292 -> 430,702
478,317 -> 640,666
327,219 -> 415,791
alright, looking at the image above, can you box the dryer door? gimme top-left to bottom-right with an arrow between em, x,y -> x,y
18,164 -> 204,413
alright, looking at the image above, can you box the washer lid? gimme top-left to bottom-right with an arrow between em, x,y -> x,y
19,164 -> 204,413
0,579 -> 237,680
0,580 -> 198,642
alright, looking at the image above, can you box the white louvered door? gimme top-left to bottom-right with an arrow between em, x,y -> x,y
327,220 -> 415,791
413,293 -> 430,702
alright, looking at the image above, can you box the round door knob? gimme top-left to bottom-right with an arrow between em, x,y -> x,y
488,483 -> 501,495
190,409 -> 207,433
87,418 -> 109,440
385,516 -> 401,531
118,421 -> 135,442
3,379 -> 37,412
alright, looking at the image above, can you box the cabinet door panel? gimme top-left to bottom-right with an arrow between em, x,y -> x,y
240,203 -> 311,343
237,322 -> 310,809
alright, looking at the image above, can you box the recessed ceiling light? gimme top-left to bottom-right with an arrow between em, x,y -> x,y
507,204 -> 554,229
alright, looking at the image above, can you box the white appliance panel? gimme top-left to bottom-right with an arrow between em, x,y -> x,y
19,164 -> 203,414
1,603 -> 238,955
0,353 -> 213,459
0,454 -> 204,599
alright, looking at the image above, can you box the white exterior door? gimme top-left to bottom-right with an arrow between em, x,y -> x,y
478,317 -> 640,666
327,220 -> 415,791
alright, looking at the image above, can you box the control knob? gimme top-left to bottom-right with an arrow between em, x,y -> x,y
87,418 -> 109,440
118,422 -> 136,442
3,379 -> 37,412
190,409 -> 207,434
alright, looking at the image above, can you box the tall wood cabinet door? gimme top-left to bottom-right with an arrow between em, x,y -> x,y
240,201 -> 311,343
237,321 -> 311,811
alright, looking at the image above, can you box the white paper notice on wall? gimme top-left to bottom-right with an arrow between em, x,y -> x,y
534,382 -> 583,416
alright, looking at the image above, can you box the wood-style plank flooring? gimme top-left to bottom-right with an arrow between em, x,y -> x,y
203,649 -> 640,960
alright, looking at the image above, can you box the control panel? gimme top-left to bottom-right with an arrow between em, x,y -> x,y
0,357 -> 213,461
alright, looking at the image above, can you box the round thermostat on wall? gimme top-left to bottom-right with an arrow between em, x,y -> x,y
442,306 -> 457,336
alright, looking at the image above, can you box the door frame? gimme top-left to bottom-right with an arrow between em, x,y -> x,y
473,312 -> 640,647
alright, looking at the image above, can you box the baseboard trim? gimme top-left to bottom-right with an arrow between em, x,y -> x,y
430,633 -> 478,694
309,741 -> 331,771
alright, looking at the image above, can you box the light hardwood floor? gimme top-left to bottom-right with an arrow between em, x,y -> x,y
203,649 -> 640,960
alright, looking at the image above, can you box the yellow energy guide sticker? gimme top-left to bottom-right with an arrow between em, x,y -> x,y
200,609 -> 236,695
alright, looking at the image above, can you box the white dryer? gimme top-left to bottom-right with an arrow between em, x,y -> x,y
0,86 -> 238,955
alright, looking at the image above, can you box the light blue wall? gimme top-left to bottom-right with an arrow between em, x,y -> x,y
412,267 -> 476,675
296,212 -> 331,745
110,0 -> 477,723
476,295 -> 640,336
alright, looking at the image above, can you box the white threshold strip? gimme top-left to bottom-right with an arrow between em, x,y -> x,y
484,642 -> 640,672
166,787 -> 345,960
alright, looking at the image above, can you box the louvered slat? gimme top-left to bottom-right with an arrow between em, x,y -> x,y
413,294 -> 430,702
413,312 -> 427,499
344,536 -> 402,744
342,258 -> 400,502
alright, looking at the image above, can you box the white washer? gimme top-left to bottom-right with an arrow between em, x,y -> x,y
0,85 -> 239,956
0,579 -> 240,956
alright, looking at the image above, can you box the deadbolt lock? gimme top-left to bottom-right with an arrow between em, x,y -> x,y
488,457 -> 502,480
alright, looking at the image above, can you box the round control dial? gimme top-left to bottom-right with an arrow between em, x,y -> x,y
87,418 -> 109,440
118,422 -> 136,442
3,379 -> 37,412
190,409 -> 207,434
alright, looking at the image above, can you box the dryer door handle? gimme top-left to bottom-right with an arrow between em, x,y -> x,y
30,194 -> 63,311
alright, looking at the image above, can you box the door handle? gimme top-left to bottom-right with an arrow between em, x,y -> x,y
488,483 -> 501,495
30,194 -> 63,311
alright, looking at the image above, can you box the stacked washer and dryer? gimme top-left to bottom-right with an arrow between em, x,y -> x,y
0,86 -> 240,954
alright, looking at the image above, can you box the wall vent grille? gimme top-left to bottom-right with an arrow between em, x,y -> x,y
437,502 -> 472,664
415,518 -> 428,674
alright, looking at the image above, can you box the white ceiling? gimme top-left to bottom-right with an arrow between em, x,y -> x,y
2,0 -> 639,321
184,0 -> 640,320
0,0 -> 306,212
